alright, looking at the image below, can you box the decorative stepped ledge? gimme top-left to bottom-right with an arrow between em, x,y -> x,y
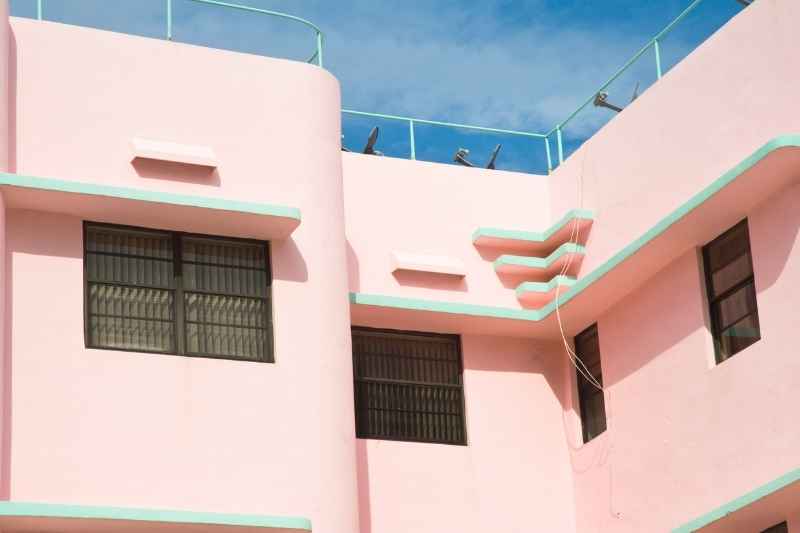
472,209 -> 593,254
494,243 -> 586,278
515,276 -> 576,308
351,138 -> 800,337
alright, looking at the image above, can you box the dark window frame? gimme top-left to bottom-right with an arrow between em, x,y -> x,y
352,326 -> 468,446
83,221 -> 274,363
575,323 -> 606,443
702,219 -> 760,364
761,522 -> 788,533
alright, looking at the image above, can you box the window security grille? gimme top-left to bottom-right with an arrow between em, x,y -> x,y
702,219 -> 760,363
575,324 -> 606,443
352,328 -> 467,445
84,222 -> 273,362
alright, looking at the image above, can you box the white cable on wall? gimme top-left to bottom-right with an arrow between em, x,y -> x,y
553,154 -> 603,392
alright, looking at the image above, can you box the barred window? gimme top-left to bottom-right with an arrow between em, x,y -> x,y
352,327 -> 467,445
702,219 -> 760,364
84,222 -> 273,362
575,324 -> 606,443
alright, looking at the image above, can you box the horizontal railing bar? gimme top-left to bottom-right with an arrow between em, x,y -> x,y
36,0 -> 716,172
186,0 -> 323,35
654,0 -> 705,42
342,109 -> 547,138
550,0 -> 705,135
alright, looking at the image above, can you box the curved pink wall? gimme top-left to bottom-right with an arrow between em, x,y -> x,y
6,17 -> 358,533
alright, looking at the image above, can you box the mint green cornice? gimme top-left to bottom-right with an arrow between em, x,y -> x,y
472,208 -> 594,245
495,243 -> 586,271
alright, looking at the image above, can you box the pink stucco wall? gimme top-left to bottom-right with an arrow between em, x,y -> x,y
343,153 -> 551,310
4,15 -> 359,533
0,0 -> 798,530
565,183 -> 800,532
344,0 -> 800,530
548,0 -> 800,338
356,335 -> 576,533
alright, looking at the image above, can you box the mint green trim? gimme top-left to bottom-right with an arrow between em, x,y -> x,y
350,292 -> 542,321
515,276 -> 576,297
473,209 -> 593,246
0,502 -> 311,531
0,173 -> 301,222
352,136 -> 800,323
494,243 -> 586,271
672,467 -> 800,532
535,135 -> 800,317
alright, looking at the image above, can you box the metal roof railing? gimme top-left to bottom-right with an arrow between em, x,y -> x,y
32,0 -> 325,67
344,0 -> 717,174
27,0 -> 730,173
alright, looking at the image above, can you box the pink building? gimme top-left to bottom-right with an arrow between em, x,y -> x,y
0,0 -> 797,531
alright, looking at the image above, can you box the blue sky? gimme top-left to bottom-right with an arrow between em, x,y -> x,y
10,0 -> 744,173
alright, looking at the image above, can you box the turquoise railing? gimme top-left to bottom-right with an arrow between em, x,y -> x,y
27,0 -> 728,172
344,0 -> 714,173
32,0 -> 325,67
341,109 -> 548,163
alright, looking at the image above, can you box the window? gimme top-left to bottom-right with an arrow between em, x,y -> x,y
351,327 -> 467,445
575,324 -> 606,443
84,222 -> 273,362
702,219 -> 760,363
761,522 -> 788,533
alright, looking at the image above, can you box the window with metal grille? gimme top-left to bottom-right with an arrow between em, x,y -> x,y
575,324 -> 606,443
702,219 -> 760,364
761,522 -> 788,533
351,327 -> 467,445
84,222 -> 273,362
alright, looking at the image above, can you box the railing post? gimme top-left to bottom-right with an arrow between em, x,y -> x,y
316,32 -> 324,67
654,39 -> 662,79
556,126 -> 564,165
408,120 -> 416,160
37,0 -> 43,20
544,137 -> 553,174
166,0 -> 173,40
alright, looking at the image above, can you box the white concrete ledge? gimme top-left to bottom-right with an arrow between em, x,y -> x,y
131,137 -> 218,168
391,251 -> 466,277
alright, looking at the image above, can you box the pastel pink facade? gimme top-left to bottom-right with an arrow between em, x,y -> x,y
0,1 -> 797,532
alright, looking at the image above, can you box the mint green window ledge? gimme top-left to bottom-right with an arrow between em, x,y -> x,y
0,172 -> 302,222
0,501 -> 312,531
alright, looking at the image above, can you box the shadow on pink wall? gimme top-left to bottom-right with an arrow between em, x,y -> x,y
599,183 -> 800,387
131,159 -> 221,187
355,440 -> 372,533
